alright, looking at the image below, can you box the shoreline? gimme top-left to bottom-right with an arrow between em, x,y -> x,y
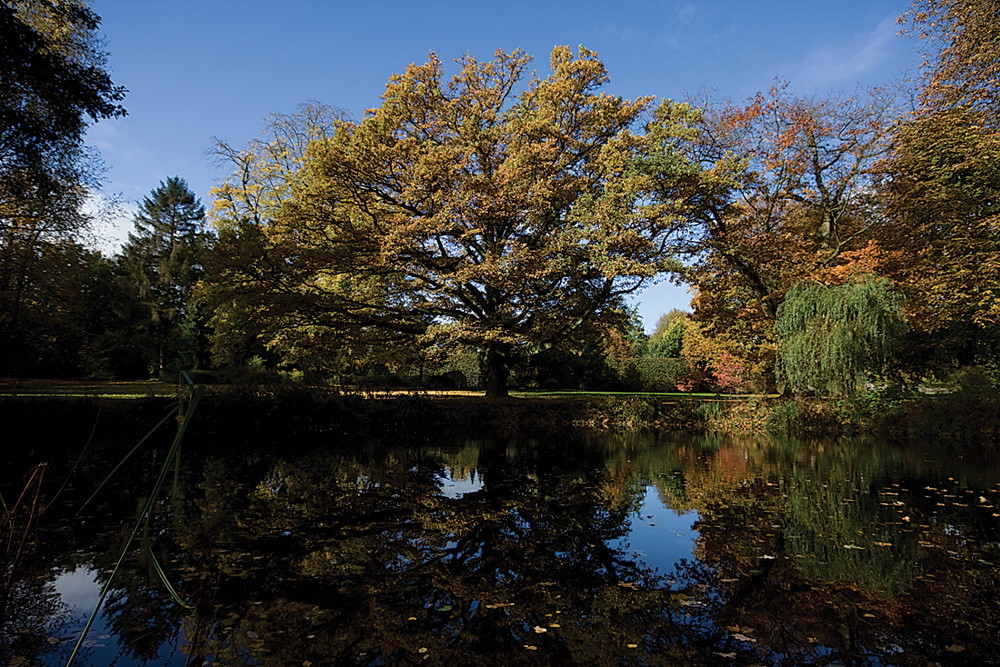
1,385 -> 997,442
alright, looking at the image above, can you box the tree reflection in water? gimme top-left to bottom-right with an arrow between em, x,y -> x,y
3,429 -> 999,665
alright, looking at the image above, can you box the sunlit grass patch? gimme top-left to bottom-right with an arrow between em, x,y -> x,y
0,378 -> 179,398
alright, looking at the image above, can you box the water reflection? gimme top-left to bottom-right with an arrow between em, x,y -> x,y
2,429 -> 999,665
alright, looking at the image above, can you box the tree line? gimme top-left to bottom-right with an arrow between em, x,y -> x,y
1,0 -> 997,397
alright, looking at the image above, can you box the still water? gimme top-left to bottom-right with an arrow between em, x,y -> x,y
2,419 -> 999,665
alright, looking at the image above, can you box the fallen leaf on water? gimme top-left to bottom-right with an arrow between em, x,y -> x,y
714,653 -> 737,659
534,626 -> 548,634
549,623 -> 561,628
626,643 -> 638,649
418,647 -> 428,654
873,542 -> 893,547
524,645 -> 537,651
843,544 -> 865,550
946,644 -> 966,652
732,633 -> 757,642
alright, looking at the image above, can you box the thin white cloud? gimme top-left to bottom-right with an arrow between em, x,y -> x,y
86,118 -> 147,164
593,0 -> 699,50
793,14 -> 899,89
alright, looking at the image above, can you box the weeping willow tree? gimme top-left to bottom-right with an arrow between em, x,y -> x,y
775,276 -> 906,395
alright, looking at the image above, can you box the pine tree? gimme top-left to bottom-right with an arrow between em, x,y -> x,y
120,177 -> 208,377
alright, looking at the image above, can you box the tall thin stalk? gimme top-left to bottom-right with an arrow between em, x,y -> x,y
66,374 -> 204,666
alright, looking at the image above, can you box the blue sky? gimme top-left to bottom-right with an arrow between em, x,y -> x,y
85,0 -> 923,332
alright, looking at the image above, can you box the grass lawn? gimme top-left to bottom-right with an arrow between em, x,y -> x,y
0,378 -> 180,399
0,379 -> 773,402
511,389 -> 771,400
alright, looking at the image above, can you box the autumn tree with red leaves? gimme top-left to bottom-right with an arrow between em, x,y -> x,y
643,85 -> 900,389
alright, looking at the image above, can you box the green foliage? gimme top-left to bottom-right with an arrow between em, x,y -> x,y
0,0 -> 126,168
120,177 -> 210,376
763,400 -> 809,435
0,1 -> 127,378
776,276 -> 906,396
647,309 -> 688,358
879,1 -> 1000,374
647,326 -> 683,358
834,385 -> 908,430
634,357 -> 688,391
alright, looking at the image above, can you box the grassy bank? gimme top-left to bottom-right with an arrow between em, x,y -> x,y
1,380 -> 997,441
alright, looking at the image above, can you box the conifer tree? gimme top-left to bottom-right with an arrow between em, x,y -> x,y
121,177 -> 209,376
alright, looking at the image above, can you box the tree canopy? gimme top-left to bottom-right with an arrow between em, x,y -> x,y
775,276 -> 906,396
875,0 -> 1000,370
120,177 -> 210,376
212,47 -> 680,396
0,0 -> 126,377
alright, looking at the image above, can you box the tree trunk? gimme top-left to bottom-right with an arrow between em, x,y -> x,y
484,344 -> 511,398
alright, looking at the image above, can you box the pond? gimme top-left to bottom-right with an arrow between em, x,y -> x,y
2,413 -> 999,665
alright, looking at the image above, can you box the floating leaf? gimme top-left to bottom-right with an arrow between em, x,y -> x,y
533,626 -> 547,634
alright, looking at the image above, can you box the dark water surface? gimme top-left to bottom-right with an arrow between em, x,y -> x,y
2,416 -> 1000,665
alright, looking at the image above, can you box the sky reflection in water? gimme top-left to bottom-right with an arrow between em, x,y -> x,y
2,430 -> 999,666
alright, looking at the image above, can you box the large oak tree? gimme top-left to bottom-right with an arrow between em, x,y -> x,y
212,48 -> 679,396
